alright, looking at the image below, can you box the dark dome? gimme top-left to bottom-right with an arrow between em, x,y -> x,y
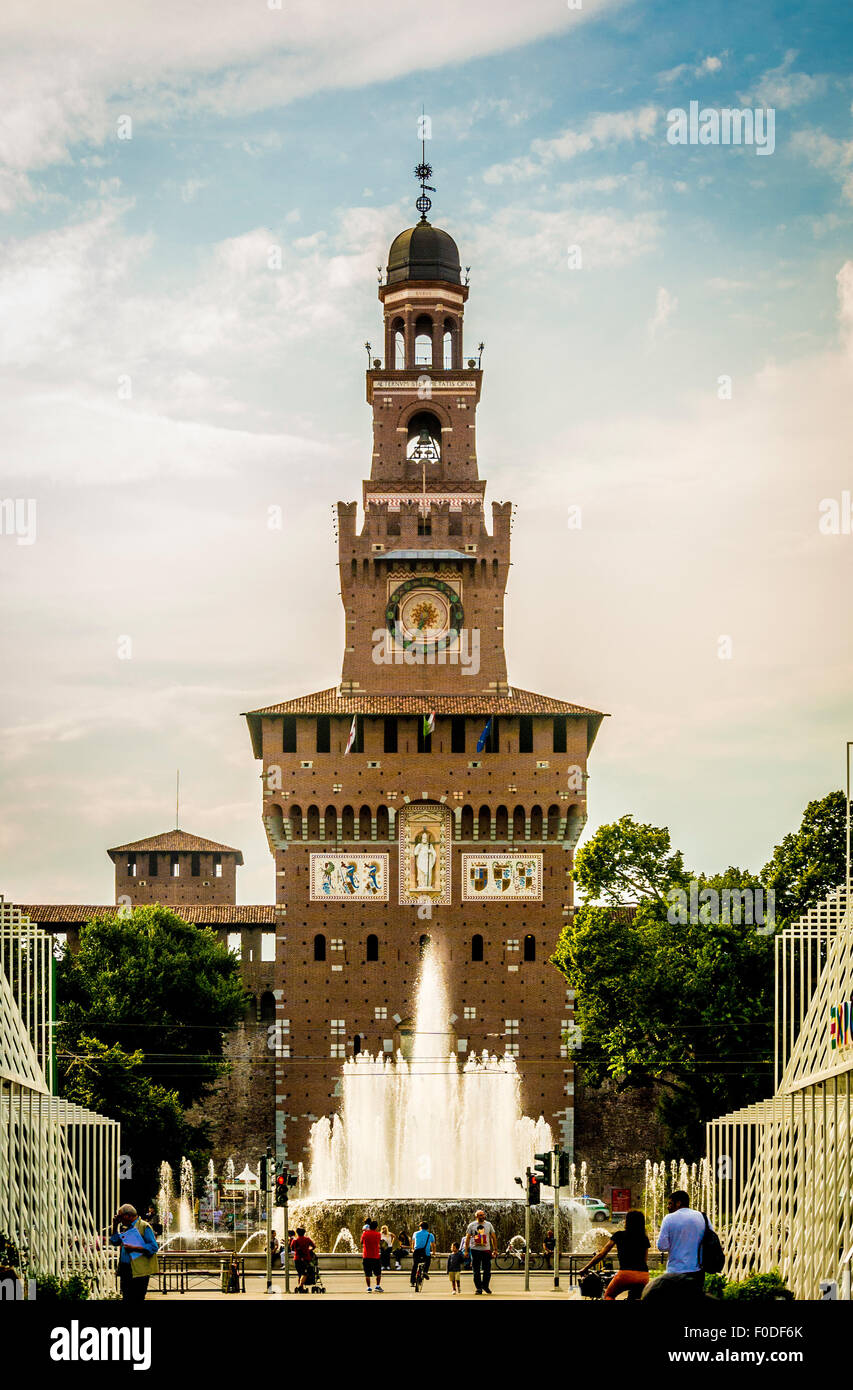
386,222 -> 461,285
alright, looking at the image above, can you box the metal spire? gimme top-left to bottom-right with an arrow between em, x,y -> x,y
414,116 -> 434,222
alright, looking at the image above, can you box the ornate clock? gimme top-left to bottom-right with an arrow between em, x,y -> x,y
385,577 -> 464,654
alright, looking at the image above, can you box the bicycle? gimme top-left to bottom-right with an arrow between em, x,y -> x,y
413,1256 -> 427,1292
495,1243 -> 545,1271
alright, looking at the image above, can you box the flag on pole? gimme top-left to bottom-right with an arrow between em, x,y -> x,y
476,717 -> 492,753
423,712 -> 435,738
344,715 -> 357,755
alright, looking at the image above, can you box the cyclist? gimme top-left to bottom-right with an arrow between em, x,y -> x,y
410,1220 -> 436,1287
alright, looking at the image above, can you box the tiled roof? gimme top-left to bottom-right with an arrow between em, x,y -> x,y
18,904 -> 277,925
107,830 -> 243,864
244,686 -> 606,759
245,685 -> 603,718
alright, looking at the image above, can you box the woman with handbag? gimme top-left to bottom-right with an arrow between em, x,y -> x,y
577,1209 -> 650,1301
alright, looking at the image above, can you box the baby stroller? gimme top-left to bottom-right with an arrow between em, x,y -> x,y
302,1253 -> 326,1295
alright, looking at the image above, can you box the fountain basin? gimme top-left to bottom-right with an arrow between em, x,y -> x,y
281,1196 -> 578,1253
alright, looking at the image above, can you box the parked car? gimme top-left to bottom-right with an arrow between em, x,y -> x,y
575,1194 -> 610,1222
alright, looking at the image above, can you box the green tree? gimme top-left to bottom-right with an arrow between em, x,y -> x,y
553,819 -> 775,1156
57,905 -> 247,1108
760,789 -> 847,926
60,1035 -> 207,1207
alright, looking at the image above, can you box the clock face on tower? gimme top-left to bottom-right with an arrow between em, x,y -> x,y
386,577 -> 464,654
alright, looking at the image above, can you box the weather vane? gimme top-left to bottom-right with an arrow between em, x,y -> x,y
414,122 -> 435,222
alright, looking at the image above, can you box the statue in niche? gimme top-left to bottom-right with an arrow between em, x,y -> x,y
413,830 -> 437,890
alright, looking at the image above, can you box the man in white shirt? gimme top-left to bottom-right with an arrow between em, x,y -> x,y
642,1190 -> 707,1300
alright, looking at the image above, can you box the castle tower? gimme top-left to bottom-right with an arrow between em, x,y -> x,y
108,830 -> 243,908
245,165 -> 605,1174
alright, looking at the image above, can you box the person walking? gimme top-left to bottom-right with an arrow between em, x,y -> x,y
410,1221 -> 436,1286
464,1209 -> 497,1295
642,1190 -> 708,1300
447,1242 -> 464,1295
361,1219 -> 383,1293
109,1204 -> 159,1302
290,1227 -> 315,1293
577,1209 -> 650,1300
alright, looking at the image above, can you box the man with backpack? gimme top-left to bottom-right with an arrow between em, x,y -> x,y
642,1190 -> 722,1300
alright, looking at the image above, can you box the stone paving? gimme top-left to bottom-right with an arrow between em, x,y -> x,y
148,1269 -> 583,1301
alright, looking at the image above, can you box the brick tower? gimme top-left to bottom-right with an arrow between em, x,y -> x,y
245,171 -> 605,1175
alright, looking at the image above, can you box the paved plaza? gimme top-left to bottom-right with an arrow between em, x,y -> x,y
148,1270 -> 583,1301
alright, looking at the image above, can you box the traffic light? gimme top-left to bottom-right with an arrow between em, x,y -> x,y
527,1173 -> 541,1206
558,1151 -> 571,1188
274,1173 -> 287,1207
259,1156 -> 268,1190
533,1151 -> 553,1187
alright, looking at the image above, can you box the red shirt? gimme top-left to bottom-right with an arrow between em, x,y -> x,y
291,1236 -> 314,1260
361,1228 -> 382,1259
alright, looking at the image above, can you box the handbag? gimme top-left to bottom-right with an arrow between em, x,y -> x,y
699,1213 -> 725,1274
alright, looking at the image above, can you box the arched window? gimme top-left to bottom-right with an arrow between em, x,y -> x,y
392,317 -> 405,369
307,805 -> 320,839
513,805 -> 526,840
366,934 -> 379,962
419,934 -> 431,957
530,805 -> 543,839
547,805 -> 561,839
478,805 -> 491,840
324,805 -> 337,840
443,317 -> 457,369
341,805 -> 354,840
523,935 -> 536,962
313,934 -> 326,962
353,1035 -> 362,1056
406,410 -> 441,463
259,990 -> 276,1022
414,314 -> 434,367
461,805 -> 474,839
289,804 -> 302,839
376,805 -> 389,839
471,934 -> 484,963
245,993 -> 257,1019
359,805 -> 372,840
495,805 -> 508,840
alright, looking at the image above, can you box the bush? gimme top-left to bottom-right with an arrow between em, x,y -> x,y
32,1270 -> 92,1301
719,1268 -> 793,1301
0,1231 -> 20,1272
703,1272 -> 727,1299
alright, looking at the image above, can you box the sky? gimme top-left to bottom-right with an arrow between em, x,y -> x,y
1,0 -> 851,904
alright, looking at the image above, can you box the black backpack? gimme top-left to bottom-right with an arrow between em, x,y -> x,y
699,1214 -> 725,1275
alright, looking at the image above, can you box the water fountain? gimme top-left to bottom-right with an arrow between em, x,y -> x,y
178,1156 -> 196,1233
156,1161 -> 174,1236
288,947 -> 572,1251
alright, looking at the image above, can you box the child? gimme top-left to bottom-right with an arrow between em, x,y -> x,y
447,1241 -> 463,1294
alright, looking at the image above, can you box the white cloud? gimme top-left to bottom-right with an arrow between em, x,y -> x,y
790,128 -> 853,203
657,53 -> 726,85
0,0 -> 619,204
744,50 -> 827,109
483,106 -> 658,183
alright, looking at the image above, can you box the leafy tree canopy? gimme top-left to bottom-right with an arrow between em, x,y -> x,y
556,820 -> 777,1156
60,1035 -> 207,1207
57,905 -> 247,1108
760,789 -> 847,926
